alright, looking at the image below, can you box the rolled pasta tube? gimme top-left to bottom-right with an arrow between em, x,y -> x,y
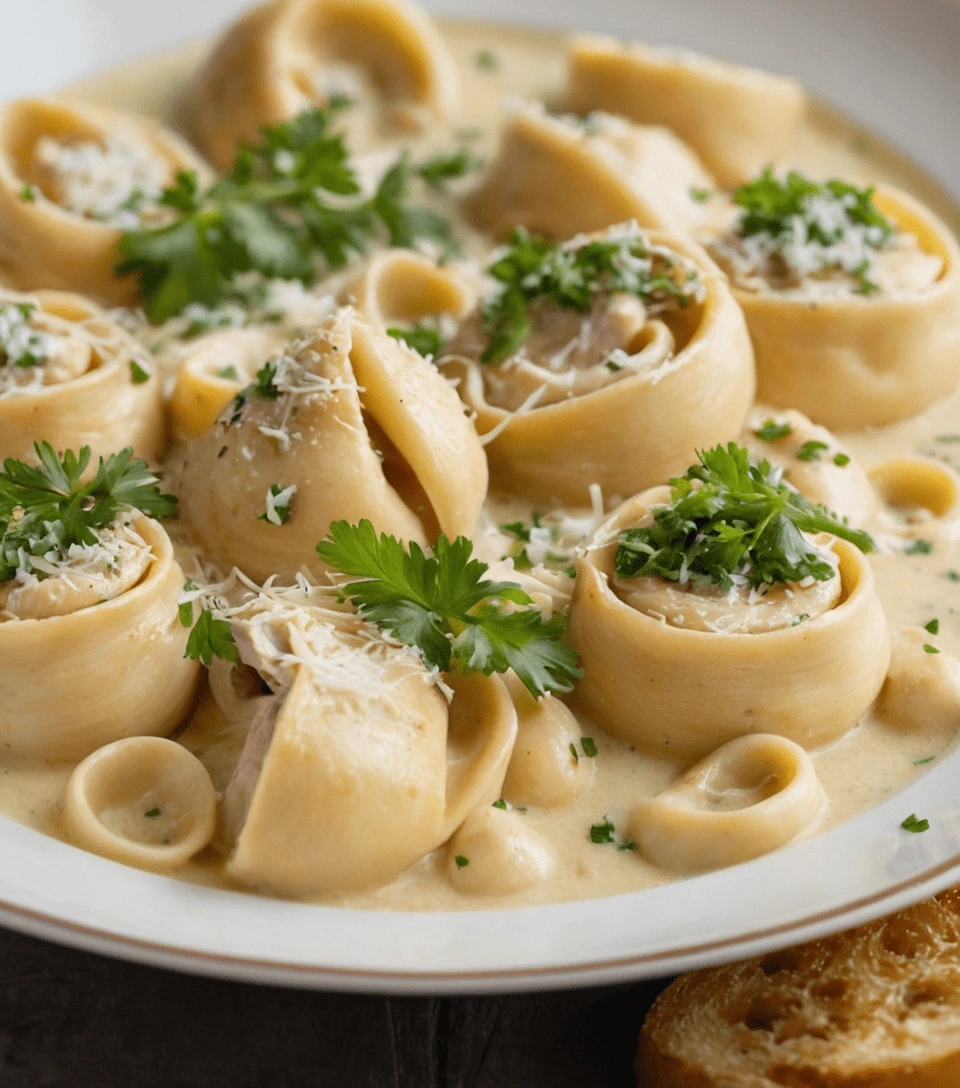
567,36 -> 806,188
168,326 -> 291,440
0,514 -> 200,760
467,102 -> 715,240
192,0 -> 461,171
340,249 -> 475,332
176,308 -> 488,581
0,289 -> 163,463
869,457 -> 960,522
445,806 -> 555,896
445,228 -> 754,504
567,490 -> 890,759
721,187 -> 960,430
878,626 -> 960,737
0,97 -> 211,304
630,734 -> 826,873
221,630 -> 517,897
743,408 -> 877,526
62,737 -> 216,870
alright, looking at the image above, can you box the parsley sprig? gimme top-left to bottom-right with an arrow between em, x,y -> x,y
480,229 -> 694,363
116,106 -> 457,322
614,443 -> 874,591
316,519 -> 582,698
0,443 -> 176,582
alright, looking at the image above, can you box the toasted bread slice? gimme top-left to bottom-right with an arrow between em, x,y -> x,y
639,888 -> 960,1087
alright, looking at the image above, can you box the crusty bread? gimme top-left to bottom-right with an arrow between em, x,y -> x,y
638,888 -> 960,1087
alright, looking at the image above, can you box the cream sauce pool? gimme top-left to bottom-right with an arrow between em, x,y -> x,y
0,19 -> 958,911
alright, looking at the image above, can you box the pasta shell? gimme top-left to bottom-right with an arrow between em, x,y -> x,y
192,0 -> 461,171
0,515 -> 200,760
176,307 -> 488,581
467,102 -> 715,240
567,36 -> 806,188
567,490 -> 890,759
223,659 -> 516,897
878,626 -> 960,737
445,227 -> 754,504
727,187 -> 960,430
0,288 -> 164,463
0,97 -> 211,304
630,734 -> 826,872
62,737 -> 216,870
168,326 -> 291,440
445,806 -> 555,896
341,249 -> 475,330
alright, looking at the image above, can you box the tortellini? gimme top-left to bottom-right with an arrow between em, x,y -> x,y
63,737 -> 217,870
169,326 -> 291,440
468,102 -> 715,240
568,488 -> 890,758
0,288 -> 163,463
869,457 -> 960,546
0,514 -> 199,760
443,224 -> 754,504
176,307 -> 488,581
214,601 -> 517,896
630,734 -> 825,872
709,186 -> 960,430
567,36 -> 806,188
878,627 -> 960,736
445,805 -> 555,896
192,0 -> 461,171
0,97 -> 210,303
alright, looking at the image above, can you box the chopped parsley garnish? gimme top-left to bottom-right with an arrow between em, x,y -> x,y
178,578 -> 197,628
925,618 -> 940,635
116,106 -> 456,322
580,737 -> 598,758
605,359 -> 624,372
732,167 -> 893,293
19,185 -> 36,202
614,443 -> 873,591
216,365 -> 240,381
475,49 -> 498,71
479,228 -> 695,364
418,148 -> 484,191
792,613 -> 810,626
454,854 -> 470,868
492,799 -> 507,810
832,453 -> 851,467
387,322 -> 446,358
0,443 -> 176,582
923,644 -> 941,654
0,303 -> 48,368
129,359 -> 151,384
754,419 -> 792,442
901,813 -> 930,833
913,756 -> 935,766
184,608 -> 240,666
498,511 -> 576,577
796,440 -> 829,462
144,807 -> 161,818
258,483 -> 296,526
245,360 -> 281,400
690,187 -> 712,203
589,818 -> 637,851
947,570 -> 960,582
905,539 -> 934,555
935,434 -> 960,444
315,519 -> 582,698
569,742 -> 579,764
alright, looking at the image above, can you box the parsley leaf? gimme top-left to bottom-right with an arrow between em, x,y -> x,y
418,148 -> 484,191
901,813 -> 930,833
614,443 -> 874,591
0,443 -> 176,582
754,419 -> 792,442
796,440 -> 829,462
906,539 -> 933,555
184,608 -> 240,666
117,106 -> 456,322
479,228 -> 696,363
315,519 -> 582,698
387,322 -> 446,358
589,817 -> 637,850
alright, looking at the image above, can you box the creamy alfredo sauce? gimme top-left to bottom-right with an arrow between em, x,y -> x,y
0,20 -> 958,912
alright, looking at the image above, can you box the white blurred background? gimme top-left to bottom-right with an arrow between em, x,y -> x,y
0,0 -> 958,195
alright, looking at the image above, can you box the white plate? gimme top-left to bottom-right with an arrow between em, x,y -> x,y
1,0 -> 960,993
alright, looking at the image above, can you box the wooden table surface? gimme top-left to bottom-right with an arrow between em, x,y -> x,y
0,925 -> 669,1087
